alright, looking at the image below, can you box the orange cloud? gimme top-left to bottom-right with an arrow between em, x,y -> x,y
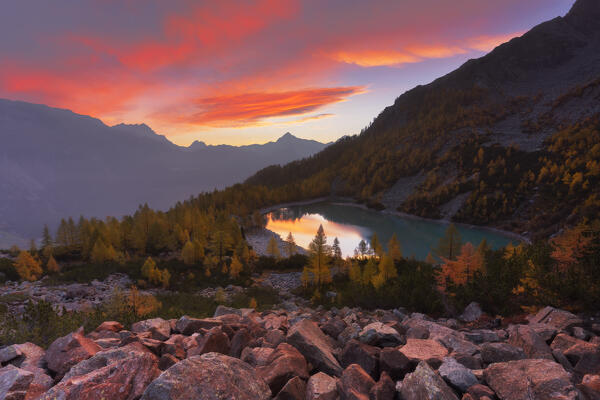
292,113 -> 335,123
329,31 -> 522,67
158,87 -> 364,127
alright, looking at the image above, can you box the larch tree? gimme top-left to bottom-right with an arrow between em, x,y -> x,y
284,232 -> 297,258
14,251 -> 43,281
42,224 -> 53,250
425,252 -> 437,265
438,242 -> 483,291
370,233 -> 383,257
387,234 -> 403,261
181,240 -> 196,265
307,225 -> 332,288
46,255 -> 60,273
434,224 -> 462,260
362,258 -> 378,287
267,236 -> 280,259
229,256 -> 243,279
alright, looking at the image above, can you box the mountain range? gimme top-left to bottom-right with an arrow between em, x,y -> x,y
246,0 -> 600,239
0,99 -> 328,245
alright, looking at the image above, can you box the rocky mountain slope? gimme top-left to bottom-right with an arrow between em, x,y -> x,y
0,99 -> 328,245
245,0 -> 600,239
1,303 -> 598,399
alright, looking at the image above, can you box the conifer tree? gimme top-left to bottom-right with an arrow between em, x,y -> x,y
229,256 -> 243,279
284,232 -> 297,258
425,252 -> 437,265
332,237 -> 342,260
362,258 -> 378,287
46,255 -> 60,273
42,224 -> 53,250
377,254 -> 397,282
267,236 -> 280,259
355,239 -> 369,257
434,224 -> 462,260
301,266 -> 310,288
181,240 -> 197,265
307,225 -> 332,288
249,297 -> 258,309
349,261 -> 362,285
14,251 -> 43,281
370,233 -> 383,257
438,242 -> 483,290
387,234 -> 402,261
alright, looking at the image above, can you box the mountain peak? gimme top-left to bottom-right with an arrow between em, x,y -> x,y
566,0 -> 600,34
276,132 -> 297,143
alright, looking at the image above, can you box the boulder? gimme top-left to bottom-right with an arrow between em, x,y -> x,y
38,342 -> 160,400
528,323 -> 557,342
321,318 -> 347,339
399,339 -> 449,369
0,365 -> 33,400
161,335 -> 186,359
337,364 -> 375,400
437,334 -> 479,357
338,324 -> 361,345
230,328 -> 252,358
213,305 -> 242,318
274,376 -> 306,400
241,347 -> 275,367
257,343 -> 309,395
466,384 -> 496,400
175,316 -> 222,335
0,346 -> 22,364
306,372 -> 338,400
463,329 -> 500,344
95,321 -> 124,332
507,325 -> 553,360
480,342 -> 526,365
459,302 -> 482,322
140,353 -> 271,400
484,359 -> 579,400
159,354 -> 179,371
265,329 -> 286,347
340,340 -> 380,379
528,306 -> 583,331
379,347 -> 411,381
4,343 -> 52,398
438,357 -> 478,393
397,361 -> 459,400
44,327 -> 102,380
287,319 -> 343,376
131,318 -> 171,341
406,326 -> 429,339
369,371 -> 395,400
578,374 -> 600,400
358,322 -> 404,347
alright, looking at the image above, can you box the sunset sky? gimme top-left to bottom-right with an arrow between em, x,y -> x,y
0,0 -> 573,146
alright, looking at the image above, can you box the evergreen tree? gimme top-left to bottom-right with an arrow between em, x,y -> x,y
434,224 -> 462,260
377,254 -> 397,282
42,224 -> 53,249
307,225 -> 331,288
387,234 -> 402,261
14,251 -> 43,281
425,252 -> 437,265
349,261 -> 362,285
355,239 -> 369,257
267,235 -> 280,259
284,232 -> 297,258
29,239 -> 37,254
332,237 -> 342,260
362,258 -> 378,287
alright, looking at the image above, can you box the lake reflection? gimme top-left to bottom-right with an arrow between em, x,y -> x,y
266,202 -> 517,259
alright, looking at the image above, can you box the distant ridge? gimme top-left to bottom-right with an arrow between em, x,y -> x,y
0,98 -> 329,244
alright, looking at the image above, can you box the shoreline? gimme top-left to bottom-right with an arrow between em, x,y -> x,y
262,196 -> 531,245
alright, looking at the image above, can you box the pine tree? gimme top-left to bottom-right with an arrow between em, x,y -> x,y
46,255 -> 60,273
14,251 -> 43,281
307,225 -> 331,288
355,239 -> 369,257
434,224 -> 462,260
284,232 -> 297,258
425,252 -> 437,265
267,235 -> 280,259
29,239 -> 37,254
301,266 -> 311,288
387,234 -> 402,261
332,237 -> 342,260
90,239 -> 117,263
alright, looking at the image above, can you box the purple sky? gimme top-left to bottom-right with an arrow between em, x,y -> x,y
0,0 -> 574,145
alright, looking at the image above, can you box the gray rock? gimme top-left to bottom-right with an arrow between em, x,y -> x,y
0,365 -> 34,400
507,324 -> 553,360
480,342 -> 526,365
528,306 -> 583,331
438,357 -> 478,393
306,372 -> 338,400
459,302 -> 483,322
359,322 -> 404,347
213,305 -> 242,318
0,346 -> 22,364
131,317 -> 171,341
397,361 -> 459,400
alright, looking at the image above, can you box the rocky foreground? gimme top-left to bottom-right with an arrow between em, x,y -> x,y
1,304 -> 599,400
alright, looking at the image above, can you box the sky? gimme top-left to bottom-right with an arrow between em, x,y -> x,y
0,0 -> 574,146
